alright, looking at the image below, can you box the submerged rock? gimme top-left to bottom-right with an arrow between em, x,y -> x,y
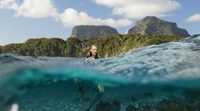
126,105 -> 155,111
126,105 -> 137,111
183,89 -> 200,102
156,99 -> 194,111
95,100 -> 120,111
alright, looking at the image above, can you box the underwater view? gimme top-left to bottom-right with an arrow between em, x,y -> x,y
1,35 -> 200,111
1,0 -> 200,111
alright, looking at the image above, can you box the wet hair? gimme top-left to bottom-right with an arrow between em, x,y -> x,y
87,45 -> 98,59
88,51 -> 98,59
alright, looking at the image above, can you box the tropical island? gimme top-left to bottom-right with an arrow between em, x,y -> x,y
0,16 -> 190,57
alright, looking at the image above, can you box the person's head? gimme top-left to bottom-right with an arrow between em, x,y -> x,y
88,44 -> 98,59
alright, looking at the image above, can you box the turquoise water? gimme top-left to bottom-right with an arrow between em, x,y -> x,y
0,35 -> 200,111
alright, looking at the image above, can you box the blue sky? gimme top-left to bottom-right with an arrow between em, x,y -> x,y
0,0 -> 200,45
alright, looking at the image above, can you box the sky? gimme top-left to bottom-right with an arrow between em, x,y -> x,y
0,0 -> 200,45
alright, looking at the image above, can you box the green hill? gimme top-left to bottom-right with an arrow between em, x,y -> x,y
0,45 -> 2,53
0,34 -> 186,57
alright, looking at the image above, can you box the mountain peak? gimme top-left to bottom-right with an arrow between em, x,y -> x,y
143,16 -> 158,20
128,16 -> 190,36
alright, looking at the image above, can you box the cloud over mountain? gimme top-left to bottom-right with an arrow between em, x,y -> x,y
0,0 -> 132,28
92,0 -> 181,19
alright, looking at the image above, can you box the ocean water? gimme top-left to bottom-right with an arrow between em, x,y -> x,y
0,35 -> 200,111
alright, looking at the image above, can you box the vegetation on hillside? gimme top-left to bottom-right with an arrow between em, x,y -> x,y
0,34 -> 186,57
1,44 -> 22,54
0,45 -> 2,53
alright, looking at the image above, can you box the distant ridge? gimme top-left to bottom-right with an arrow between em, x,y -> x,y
71,25 -> 119,40
192,34 -> 200,37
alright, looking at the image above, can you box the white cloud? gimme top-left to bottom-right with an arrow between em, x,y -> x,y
0,0 -> 58,19
0,0 -> 132,28
92,0 -> 181,19
187,13 -> 200,22
15,0 -> 58,19
0,0 -> 18,10
59,8 -> 132,28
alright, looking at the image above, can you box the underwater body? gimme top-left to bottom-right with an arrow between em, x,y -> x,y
0,36 -> 200,111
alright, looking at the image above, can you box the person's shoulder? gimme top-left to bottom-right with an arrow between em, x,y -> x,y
85,57 -> 95,61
